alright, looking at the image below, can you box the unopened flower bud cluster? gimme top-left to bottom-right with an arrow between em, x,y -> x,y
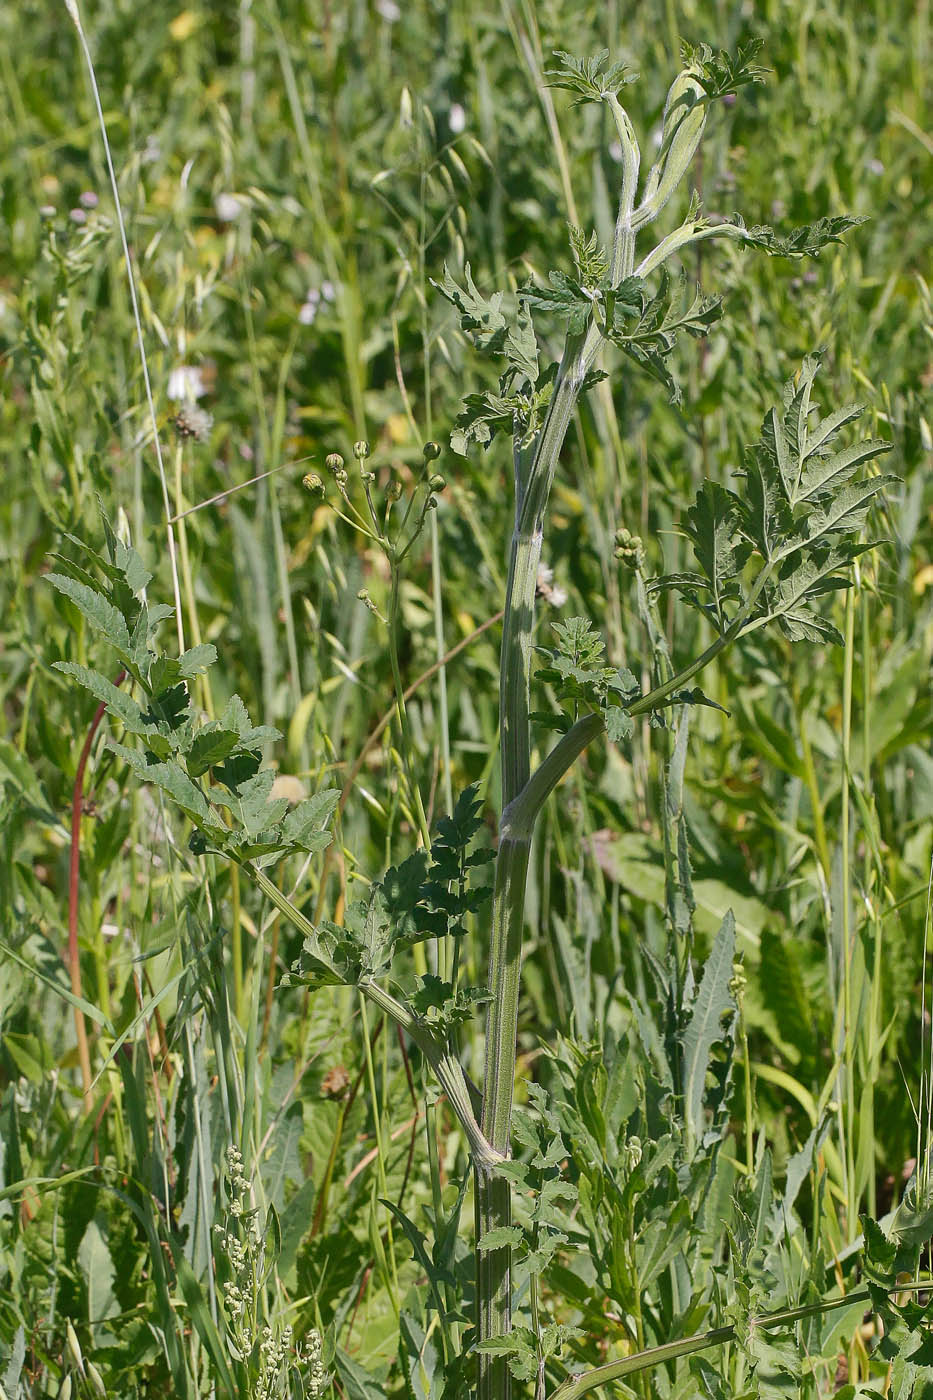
614,525 -> 645,570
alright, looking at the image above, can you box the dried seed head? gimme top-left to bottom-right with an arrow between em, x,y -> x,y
321,1064 -> 351,1099
173,404 -> 213,443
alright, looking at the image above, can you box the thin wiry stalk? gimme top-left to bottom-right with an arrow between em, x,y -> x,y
65,0 -> 186,653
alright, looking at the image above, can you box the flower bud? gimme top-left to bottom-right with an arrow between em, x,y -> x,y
428,473 -> 446,491
87,1362 -> 107,1397
386,479 -> 403,502
353,439 -> 370,461
636,68 -> 706,228
325,452 -> 344,474
65,1321 -> 85,1376
422,440 -> 441,461
302,473 -> 323,493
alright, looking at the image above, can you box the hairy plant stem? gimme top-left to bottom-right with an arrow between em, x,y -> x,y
475,106 -> 648,1386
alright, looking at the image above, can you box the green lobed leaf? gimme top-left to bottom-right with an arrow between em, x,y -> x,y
46,573 -> 133,659
184,727 -> 241,778
53,662 -> 147,734
681,910 -> 737,1149
281,788 -> 340,852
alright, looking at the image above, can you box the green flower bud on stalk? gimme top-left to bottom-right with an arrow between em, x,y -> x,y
353,439 -> 370,461
422,440 -> 441,461
325,452 -> 344,474
302,472 -> 323,493
386,479 -> 403,502
429,473 -> 446,491
357,588 -> 384,621
65,1321 -> 85,1377
86,1362 -> 107,1397
635,67 -> 706,229
614,525 -> 645,569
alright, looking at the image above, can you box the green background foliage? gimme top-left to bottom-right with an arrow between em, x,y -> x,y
0,0 -> 930,1396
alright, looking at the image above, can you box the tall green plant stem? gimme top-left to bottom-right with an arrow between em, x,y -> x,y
476,124 -> 640,1393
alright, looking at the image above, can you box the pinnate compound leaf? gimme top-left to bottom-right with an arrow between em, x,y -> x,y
681,38 -> 767,98
434,264 -> 538,382
722,210 -> 868,258
606,268 -> 723,403
568,223 -> 609,287
545,49 -> 638,104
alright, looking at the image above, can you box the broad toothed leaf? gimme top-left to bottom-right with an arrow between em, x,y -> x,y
53,663 -> 147,734
281,789 -> 340,853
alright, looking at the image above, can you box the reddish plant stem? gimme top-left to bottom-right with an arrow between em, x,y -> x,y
68,671 -> 125,1114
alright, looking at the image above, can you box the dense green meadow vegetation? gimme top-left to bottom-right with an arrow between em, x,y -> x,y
1,1 -> 932,1396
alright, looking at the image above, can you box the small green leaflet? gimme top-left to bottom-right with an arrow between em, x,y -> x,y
544,49 -> 638,105
535,616 -> 638,741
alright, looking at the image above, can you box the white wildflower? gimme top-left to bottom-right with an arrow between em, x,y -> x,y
536,562 -> 568,608
167,365 -> 208,402
214,192 -> 244,222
